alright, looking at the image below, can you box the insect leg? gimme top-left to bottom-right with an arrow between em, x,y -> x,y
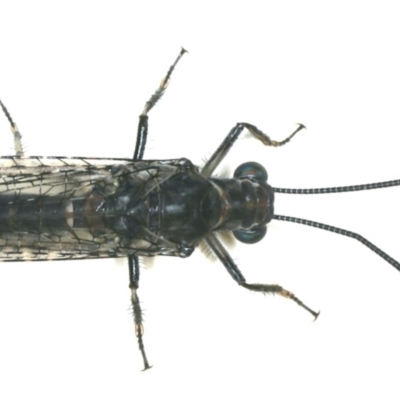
205,233 -> 319,319
133,48 -> 187,160
128,255 -> 152,370
201,123 -> 305,178
0,99 -> 24,156
129,49 -> 187,368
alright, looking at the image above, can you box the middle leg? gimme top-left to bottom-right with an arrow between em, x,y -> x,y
133,48 -> 187,160
128,255 -> 152,370
129,49 -> 187,370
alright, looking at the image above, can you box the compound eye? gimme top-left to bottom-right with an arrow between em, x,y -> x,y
233,225 -> 267,244
234,162 -> 268,182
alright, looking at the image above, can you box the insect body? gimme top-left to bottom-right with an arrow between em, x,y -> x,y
1,49 -> 399,370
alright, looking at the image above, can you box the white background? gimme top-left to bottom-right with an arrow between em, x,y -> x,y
0,1 -> 400,399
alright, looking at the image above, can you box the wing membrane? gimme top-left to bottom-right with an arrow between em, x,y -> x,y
0,156 -> 182,261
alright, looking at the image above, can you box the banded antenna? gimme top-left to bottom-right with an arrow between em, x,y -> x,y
272,179 -> 400,272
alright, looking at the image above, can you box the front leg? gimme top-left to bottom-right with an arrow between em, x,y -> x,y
201,123 -> 305,178
204,233 -> 319,319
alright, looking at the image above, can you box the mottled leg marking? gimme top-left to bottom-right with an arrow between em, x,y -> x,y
133,48 -> 187,161
128,255 -> 151,370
